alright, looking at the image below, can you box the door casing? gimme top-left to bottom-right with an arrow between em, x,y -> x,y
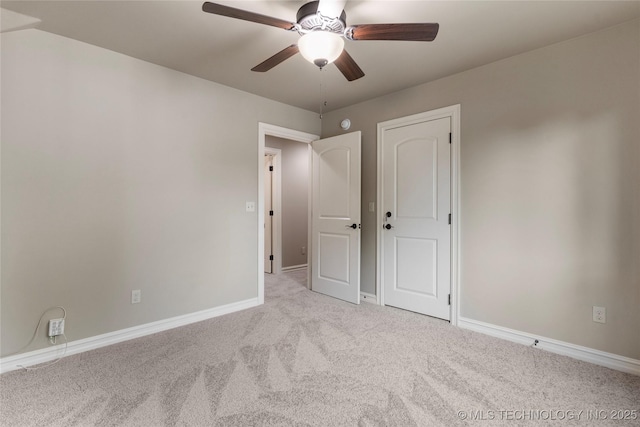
376,105 -> 461,325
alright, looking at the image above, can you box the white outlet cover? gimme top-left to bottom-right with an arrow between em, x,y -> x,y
132,290 -> 142,304
246,201 -> 256,212
593,306 -> 606,323
48,318 -> 65,337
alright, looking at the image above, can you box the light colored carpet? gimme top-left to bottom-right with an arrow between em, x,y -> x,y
1,269 -> 639,426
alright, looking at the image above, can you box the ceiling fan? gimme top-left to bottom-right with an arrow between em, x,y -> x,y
202,0 -> 439,81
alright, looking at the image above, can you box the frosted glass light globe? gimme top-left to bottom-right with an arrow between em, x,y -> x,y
298,31 -> 345,68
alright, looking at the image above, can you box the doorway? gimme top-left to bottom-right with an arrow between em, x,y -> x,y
258,124 -> 318,304
258,124 -> 363,307
264,138 -> 310,275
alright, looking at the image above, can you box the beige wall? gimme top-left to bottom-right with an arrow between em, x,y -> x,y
265,136 -> 309,269
321,20 -> 640,359
0,29 -> 320,356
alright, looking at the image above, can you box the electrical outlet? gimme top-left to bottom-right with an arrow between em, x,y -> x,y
132,289 -> 142,304
593,306 -> 606,323
301,246 -> 306,255
246,201 -> 256,212
48,318 -> 65,337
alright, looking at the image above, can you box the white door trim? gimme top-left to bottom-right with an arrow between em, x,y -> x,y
258,123 -> 319,304
376,105 -> 461,325
264,147 -> 282,275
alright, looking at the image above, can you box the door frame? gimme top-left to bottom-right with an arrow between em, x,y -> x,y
264,147 -> 282,275
376,105 -> 461,325
258,123 -> 319,304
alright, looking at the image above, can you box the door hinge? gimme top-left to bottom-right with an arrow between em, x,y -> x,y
269,166 -> 273,171
269,210 -> 274,216
269,255 -> 274,261
448,213 -> 451,225
449,133 -> 452,144
448,294 -> 451,305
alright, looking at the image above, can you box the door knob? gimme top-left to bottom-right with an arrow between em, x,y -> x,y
345,223 -> 358,229
384,224 -> 394,230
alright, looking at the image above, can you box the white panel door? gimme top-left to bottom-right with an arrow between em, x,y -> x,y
264,155 -> 273,273
311,132 -> 361,304
382,118 -> 451,319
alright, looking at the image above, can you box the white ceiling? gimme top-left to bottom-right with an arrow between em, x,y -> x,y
2,1 -> 639,113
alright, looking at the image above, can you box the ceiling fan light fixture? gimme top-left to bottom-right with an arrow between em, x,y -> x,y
298,31 -> 344,68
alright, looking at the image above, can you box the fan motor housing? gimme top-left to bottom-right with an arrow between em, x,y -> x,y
296,1 -> 346,34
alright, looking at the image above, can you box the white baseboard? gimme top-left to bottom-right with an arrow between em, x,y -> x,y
281,264 -> 308,272
458,317 -> 640,376
360,292 -> 378,304
0,297 -> 260,374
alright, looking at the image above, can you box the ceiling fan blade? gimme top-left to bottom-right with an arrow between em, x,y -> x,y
317,0 -> 347,19
349,23 -> 439,41
251,45 -> 300,72
202,2 -> 296,30
334,49 -> 364,81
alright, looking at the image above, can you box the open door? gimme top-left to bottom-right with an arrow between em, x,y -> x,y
311,131 -> 361,304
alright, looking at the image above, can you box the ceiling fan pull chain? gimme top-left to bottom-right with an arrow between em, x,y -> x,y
319,68 -> 325,119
